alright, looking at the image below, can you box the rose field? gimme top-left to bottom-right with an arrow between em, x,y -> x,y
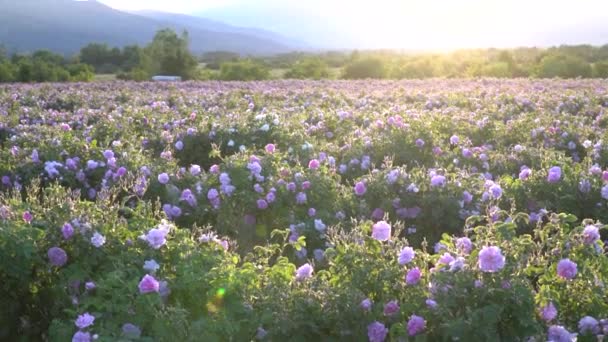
2,79 -> 608,341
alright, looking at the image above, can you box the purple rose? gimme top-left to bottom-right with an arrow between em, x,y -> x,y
398,247 -> 415,265
456,237 -> 473,255
62,223 -> 74,240
367,321 -> 388,342
138,274 -> 160,294
48,247 -> 68,267
372,221 -> 391,241
257,199 -> 268,210
75,312 -> 95,329
547,166 -> 562,183
295,263 -> 313,281
407,315 -> 426,336
371,208 -> 384,220
383,300 -> 399,316
72,331 -> 91,342
360,298 -> 372,311
406,267 -> 422,285
583,225 -> 600,244
540,302 -> 557,322
157,173 -> 170,184
478,246 -> 505,272
556,258 -> 577,279
308,159 -> 320,169
354,181 -> 367,196
430,175 -> 446,187
22,211 -> 33,223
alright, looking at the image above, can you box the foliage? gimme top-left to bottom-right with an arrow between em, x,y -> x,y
342,57 -> 387,79
0,50 -> 93,83
201,51 -> 241,70
117,68 -> 151,82
536,54 -> 593,78
83,29 -> 197,81
1,182 -> 606,341
1,79 -> 608,340
593,60 -> 608,78
145,29 -> 199,80
284,57 -> 330,79
0,62 -> 16,82
218,60 -> 270,81
80,44 -> 147,75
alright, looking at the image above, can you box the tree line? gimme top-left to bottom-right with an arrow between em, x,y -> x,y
336,47 -> 608,79
81,41 -> 608,81
0,48 -> 94,83
1,27 -> 607,82
0,29 -> 199,83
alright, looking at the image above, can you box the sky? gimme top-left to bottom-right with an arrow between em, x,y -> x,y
99,0 -> 608,20
98,0 -> 608,49
98,0 -> 231,12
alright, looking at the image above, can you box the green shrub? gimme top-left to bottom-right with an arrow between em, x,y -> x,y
593,60 -> 608,78
0,62 -> 16,82
536,54 -> 592,78
284,57 -> 330,79
342,57 -> 387,79
218,60 -> 270,81
117,67 -> 150,81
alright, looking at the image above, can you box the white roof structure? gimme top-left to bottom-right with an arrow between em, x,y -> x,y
152,76 -> 182,82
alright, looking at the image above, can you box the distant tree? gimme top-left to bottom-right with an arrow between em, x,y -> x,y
0,45 -> 7,62
593,60 -> 608,78
56,67 -> 72,82
31,50 -> 65,66
390,58 -> 436,79
320,51 -> 350,68
109,47 -> 122,66
66,63 -> 94,82
0,62 -> 15,82
598,45 -> 608,61
80,43 -> 108,64
497,50 -> 515,66
31,60 -> 59,82
145,29 -> 198,79
16,59 -> 33,82
11,53 -> 27,64
284,57 -> 330,79
120,45 -> 149,72
219,59 -> 269,81
79,43 -> 112,72
80,44 -> 129,73
536,54 -> 592,78
201,51 -> 240,70
117,67 -> 150,82
342,57 -> 387,79
480,62 -> 512,78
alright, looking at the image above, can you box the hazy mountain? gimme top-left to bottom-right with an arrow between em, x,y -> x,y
196,3 -> 357,49
196,0 -> 608,50
0,0 -> 296,55
132,10 -> 309,49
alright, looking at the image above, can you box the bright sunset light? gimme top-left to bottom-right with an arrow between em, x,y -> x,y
98,0 -> 608,49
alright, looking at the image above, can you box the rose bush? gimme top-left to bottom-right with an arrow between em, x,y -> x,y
1,79 -> 608,341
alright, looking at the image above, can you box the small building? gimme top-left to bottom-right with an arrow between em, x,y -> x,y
152,75 -> 182,82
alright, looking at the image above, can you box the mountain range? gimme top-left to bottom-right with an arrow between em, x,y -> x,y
1,0 -> 607,56
0,0 -> 302,55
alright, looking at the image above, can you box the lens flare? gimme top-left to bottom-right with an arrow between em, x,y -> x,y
206,288 -> 227,314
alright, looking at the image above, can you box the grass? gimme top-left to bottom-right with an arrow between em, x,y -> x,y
94,74 -> 117,82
